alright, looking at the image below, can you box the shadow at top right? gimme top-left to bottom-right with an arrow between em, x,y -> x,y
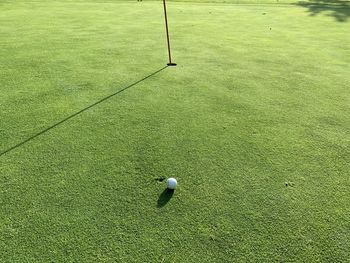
296,0 -> 350,22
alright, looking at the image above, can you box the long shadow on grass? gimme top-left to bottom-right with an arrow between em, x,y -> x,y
157,189 -> 174,208
0,66 -> 168,157
297,0 -> 350,22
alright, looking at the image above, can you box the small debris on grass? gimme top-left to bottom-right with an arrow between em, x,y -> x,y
155,176 -> 166,182
285,181 -> 295,187
209,234 -> 216,241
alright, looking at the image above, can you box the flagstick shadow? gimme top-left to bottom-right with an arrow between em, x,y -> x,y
0,66 -> 168,157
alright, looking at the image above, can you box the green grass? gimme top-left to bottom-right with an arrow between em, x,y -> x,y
1,0 -> 349,262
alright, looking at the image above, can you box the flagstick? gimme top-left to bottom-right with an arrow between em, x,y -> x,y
163,0 -> 176,66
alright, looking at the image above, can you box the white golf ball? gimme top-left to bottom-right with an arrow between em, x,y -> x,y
166,178 -> 177,190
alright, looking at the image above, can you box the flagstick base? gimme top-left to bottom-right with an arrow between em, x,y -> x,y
167,63 -> 177,66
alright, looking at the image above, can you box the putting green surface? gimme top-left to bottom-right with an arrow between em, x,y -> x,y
1,1 -> 349,262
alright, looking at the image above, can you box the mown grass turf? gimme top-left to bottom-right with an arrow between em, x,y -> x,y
1,0 -> 349,262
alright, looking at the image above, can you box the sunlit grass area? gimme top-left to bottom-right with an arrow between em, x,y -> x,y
1,1 -> 349,262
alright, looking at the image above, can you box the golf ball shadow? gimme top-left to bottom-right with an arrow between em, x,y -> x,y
157,188 -> 174,208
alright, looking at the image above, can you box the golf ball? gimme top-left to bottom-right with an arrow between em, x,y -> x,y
166,178 -> 177,190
